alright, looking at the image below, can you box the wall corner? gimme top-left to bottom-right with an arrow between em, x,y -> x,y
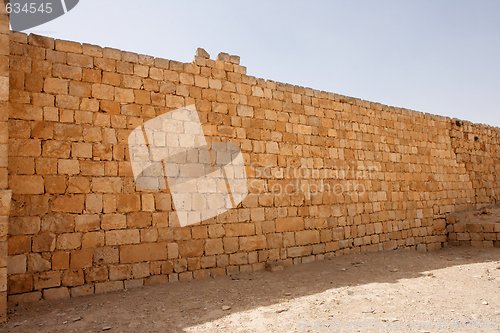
0,0 -> 10,322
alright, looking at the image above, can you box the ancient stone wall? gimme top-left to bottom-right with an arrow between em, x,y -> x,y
450,120 -> 499,206
0,3 -> 11,322
2,27 -> 499,311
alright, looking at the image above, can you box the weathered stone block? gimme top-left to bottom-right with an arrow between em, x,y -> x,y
9,175 -> 44,194
56,233 -> 81,250
224,223 -> 254,237
105,229 -> 140,246
8,255 -> 26,274
205,238 -> 223,256
119,243 -> 167,263
239,235 -> 267,251
43,77 -> 68,94
295,230 -> 320,246
52,195 -> 85,213
94,246 -> 119,264
43,287 -> 69,300
178,240 -> 204,257
62,269 -> 85,287
34,271 -> 61,290
276,217 -> 304,232
32,233 -> 56,252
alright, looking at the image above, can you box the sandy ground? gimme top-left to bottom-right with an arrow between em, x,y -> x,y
1,246 -> 499,333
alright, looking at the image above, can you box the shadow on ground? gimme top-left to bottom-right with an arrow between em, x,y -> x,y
1,246 -> 499,332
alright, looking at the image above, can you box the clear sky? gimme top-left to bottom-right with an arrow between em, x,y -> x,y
23,0 -> 500,127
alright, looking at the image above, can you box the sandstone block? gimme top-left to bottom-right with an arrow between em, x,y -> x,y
0,191 -> 10,216
239,235 -> 267,251
52,251 -> 69,270
276,217 -> 304,232
9,217 -> 40,235
109,265 -> 132,281
44,78 -> 68,94
62,269 -> 85,287
127,212 -> 152,228
287,246 -> 312,258
82,68 -> 101,83
466,223 -> 482,233
55,40 -> 82,53
75,215 -> 100,232
43,287 -> 70,300
8,274 -> 33,294
9,139 -> 41,157
52,195 -> 85,213
56,233 -> 81,250
140,228 -> 158,243
91,177 -> 122,193
35,158 -> 57,175
42,141 -> 71,158
117,194 -> 141,212
72,142 -> 93,158
28,253 -> 51,272
8,255 -> 27,274
179,73 -> 194,85
134,64 -> 149,77
178,240 -> 204,257
52,64 -> 82,80
132,262 -> 150,279
229,252 -> 248,265
10,175 -> 44,194
101,214 -> 127,230
94,246 -> 119,264
167,243 -> 179,259
223,237 -> 239,254
91,83 -> 115,100
67,53 -> 93,68
115,87 -> 134,103
32,233 -> 56,252
56,95 -> 80,109
34,271 -> 61,290
84,266 -> 108,283
54,124 -> 82,141
58,159 -> 80,175
237,105 -> 254,117
67,177 -> 90,193
224,223 -> 255,237
105,229 -> 140,246
295,230 -> 320,245
205,238 -> 224,256
8,291 -> 42,304
70,284 -> 94,297
119,243 -> 167,263
251,208 -> 265,221
44,176 -> 66,194
195,48 -> 210,59
85,193 -> 103,214
124,279 -> 143,290
82,231 -> 105,248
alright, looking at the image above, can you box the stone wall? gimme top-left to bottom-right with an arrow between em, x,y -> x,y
2,27 -> 499,311
447,206 -> 500,247
450,121 -> 499,206
0,3 -> 11,322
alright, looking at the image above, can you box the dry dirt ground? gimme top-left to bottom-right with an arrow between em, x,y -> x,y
1,247 -> 499,333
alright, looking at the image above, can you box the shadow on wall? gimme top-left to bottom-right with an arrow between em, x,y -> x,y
1,247 -> 499,331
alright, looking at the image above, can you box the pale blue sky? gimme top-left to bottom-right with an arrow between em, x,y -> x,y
24,0 -> 500,127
